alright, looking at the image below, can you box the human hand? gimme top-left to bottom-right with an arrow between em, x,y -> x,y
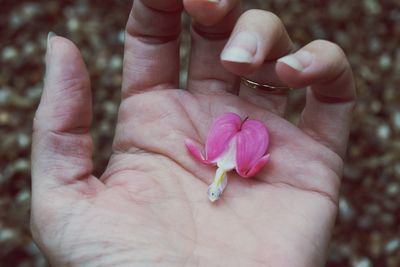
30,1 -> 355,266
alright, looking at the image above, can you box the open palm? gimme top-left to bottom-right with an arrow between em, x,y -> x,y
31,1 -> 355,267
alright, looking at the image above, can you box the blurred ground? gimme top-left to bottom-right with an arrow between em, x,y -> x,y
0,0 -> 399,266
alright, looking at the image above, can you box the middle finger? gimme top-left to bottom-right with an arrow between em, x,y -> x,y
185,0 -> 241,94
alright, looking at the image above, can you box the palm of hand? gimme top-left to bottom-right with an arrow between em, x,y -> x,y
39,89 -> 340,267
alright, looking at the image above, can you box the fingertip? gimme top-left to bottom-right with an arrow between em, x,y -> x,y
276,48 -> 326,89
45,36 -> 90,85
276,41 -> 355,100
220,31 -> 263,75
277,53 -> 310,72
46,35 -> 85,65
219,9 -> 293,78
184,0 -> 235,26
39,34 -> 92,133
184,0 -> 217,26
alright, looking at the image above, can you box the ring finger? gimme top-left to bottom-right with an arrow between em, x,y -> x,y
220,10 -> 293,115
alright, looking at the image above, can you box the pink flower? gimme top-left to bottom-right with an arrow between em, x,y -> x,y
185,112 -> 270,202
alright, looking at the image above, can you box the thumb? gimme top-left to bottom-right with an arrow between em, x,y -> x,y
31,33 -> 98,194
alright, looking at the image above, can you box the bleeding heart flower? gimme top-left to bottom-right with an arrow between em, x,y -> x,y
185,112 -> 270,202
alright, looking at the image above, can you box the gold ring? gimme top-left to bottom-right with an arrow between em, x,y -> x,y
240,77 -> 291,95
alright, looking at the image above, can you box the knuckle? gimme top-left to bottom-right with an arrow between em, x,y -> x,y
310,40 -> 350,71
241,9 -> 285,37
243,9 -> 283,26
328,42 -> 345,58
53,76 -> 90,93
264,11 -> 283,26
314,40 -> 346,58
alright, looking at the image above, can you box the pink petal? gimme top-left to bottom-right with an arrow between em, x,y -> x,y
205,113 -> 242,162
238,154 -> 270,178
235,119 -> 269,177
185,139 -> 212,164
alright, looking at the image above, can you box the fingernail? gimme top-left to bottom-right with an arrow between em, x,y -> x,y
277,50 -> 313,71
45,32 -> 57,80
47,31 -> 57,52
221,31 -> 258,63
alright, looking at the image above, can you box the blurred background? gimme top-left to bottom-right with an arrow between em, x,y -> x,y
0,0 -> 399,266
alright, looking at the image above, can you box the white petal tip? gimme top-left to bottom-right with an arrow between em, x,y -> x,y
208,196 -> 219,202
207,184 -> 222,202
207,187 -> 220,202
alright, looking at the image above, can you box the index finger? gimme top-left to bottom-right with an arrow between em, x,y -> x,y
122,0 -> 183,98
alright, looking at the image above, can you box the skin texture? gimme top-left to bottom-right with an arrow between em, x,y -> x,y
30,1 -> 356,266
